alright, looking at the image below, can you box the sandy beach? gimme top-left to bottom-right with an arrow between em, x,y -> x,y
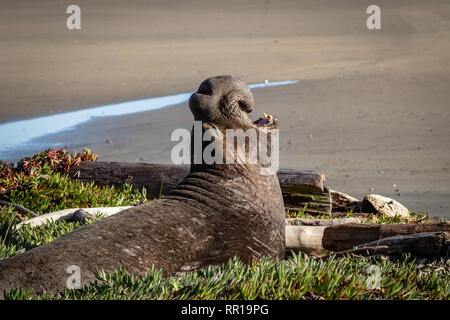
1,0 -> 449,217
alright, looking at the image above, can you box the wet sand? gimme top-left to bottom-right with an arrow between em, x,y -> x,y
0,0 -> 449,217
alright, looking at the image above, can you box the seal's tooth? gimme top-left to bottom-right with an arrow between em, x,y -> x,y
263,112 -> 268,118
268,115 -> 273,121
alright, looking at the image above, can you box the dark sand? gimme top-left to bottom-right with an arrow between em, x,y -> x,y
0,0 -> 449,217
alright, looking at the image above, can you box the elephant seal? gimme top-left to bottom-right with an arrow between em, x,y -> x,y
0,75 -> 285,298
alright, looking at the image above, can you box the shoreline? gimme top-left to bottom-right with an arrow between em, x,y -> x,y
0,80 -> 298,156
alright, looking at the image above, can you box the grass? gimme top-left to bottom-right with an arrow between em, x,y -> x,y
0,147 -> 148,224
4,249 -> 449,300
0,211 -> 96,260
5,173 -> 146,216
0,148 -> 448,300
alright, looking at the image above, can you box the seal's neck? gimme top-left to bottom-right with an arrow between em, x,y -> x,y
189,163 -> 261,180
189,122 -> 277,175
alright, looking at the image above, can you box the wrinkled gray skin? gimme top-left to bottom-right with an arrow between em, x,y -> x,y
0,75 -> 285,298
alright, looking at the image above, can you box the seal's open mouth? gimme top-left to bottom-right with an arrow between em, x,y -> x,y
252,112 -> 276,127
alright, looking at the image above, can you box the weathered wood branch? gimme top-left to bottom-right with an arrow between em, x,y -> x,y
15,206 -> 132,228
0,200 -> 37,217
286,217 -> 361,226
69,162 -> 331,216
322,222 -> 450,252
326,232 -> 449,259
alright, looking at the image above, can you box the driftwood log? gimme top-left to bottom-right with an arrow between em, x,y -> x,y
69,162 -> 332,216
327,232 -> 449,259
330,190 -> 361,212
323,222 -> 450,252
285,218 -> 361,254
284,187 -> 332,216
285,226 -> 326,254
